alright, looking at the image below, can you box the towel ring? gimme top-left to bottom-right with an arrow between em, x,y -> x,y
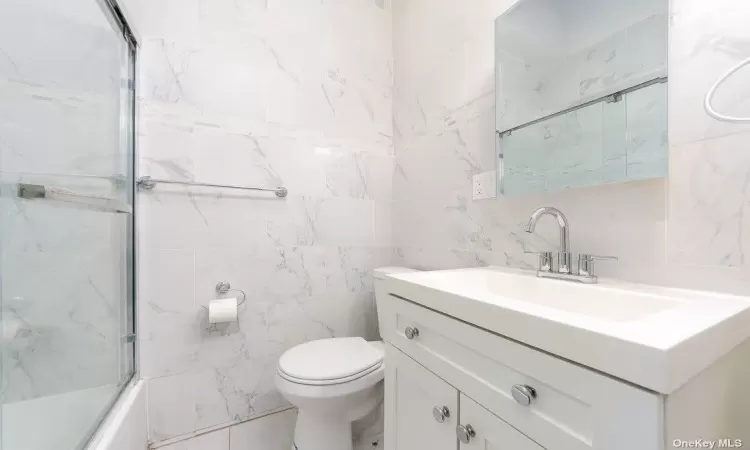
705,55 -> 750,123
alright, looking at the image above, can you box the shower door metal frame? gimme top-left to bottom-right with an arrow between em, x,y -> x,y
79,0 -> 140,447
99,0 -> 139,382
96,0 -> 139,379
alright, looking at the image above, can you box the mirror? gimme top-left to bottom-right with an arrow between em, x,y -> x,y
495,0 -> 668,196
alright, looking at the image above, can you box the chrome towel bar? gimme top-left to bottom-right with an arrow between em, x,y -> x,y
136,176 -> 288,198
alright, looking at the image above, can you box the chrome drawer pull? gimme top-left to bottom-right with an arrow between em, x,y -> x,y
456,424 -> 476,443
432,406 -> 450,423
405,326 -> 420,340
511,384 -> 537,406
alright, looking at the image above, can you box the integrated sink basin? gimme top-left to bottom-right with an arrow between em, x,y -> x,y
444,268 -> 683,322
385,266 -> 750,394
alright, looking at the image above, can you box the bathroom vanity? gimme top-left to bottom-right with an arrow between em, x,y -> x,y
379,267 -> 750,449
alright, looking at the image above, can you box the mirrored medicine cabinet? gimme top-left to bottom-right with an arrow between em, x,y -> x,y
494,0 -> 668,196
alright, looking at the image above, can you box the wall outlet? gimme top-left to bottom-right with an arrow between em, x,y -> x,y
472,170 -> 497,200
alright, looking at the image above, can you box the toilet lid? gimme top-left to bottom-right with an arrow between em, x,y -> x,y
278,337 -> 384,383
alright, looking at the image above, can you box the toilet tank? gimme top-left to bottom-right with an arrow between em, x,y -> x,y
373,267 -> 418,339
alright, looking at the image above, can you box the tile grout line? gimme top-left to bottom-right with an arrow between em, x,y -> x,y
148,406 -> 295,449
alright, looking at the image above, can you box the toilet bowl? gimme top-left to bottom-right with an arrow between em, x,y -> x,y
275,267 -> 417,450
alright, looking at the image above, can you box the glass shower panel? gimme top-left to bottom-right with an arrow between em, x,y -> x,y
0,1 -> 135,449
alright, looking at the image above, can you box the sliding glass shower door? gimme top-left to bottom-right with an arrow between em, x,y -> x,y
0,0 -> 136,449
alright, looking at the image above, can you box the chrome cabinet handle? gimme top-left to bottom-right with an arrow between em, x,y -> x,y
405,326 -> 419,340
432,406 -> 450,423
511,384 -> 537,406
456,424 -> 476,443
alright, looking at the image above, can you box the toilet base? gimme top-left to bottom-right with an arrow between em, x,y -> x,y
293,411 -> 353,450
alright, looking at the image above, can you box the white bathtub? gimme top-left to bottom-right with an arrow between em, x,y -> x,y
3,384 -> 119,450
86,379 -> 147,450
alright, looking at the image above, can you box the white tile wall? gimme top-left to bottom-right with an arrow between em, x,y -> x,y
667,0 -> 750,147
666,0 -> 750,280
121,0 -> 393,444
158,409 -> 296,450
228,409 -> 296,450
161,429 -> 229,450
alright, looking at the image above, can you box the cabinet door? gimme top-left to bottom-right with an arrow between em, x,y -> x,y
458,394 -> 545,450
384,343 -> 459,450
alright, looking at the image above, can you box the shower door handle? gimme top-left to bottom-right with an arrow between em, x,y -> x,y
17,183 -> 132,214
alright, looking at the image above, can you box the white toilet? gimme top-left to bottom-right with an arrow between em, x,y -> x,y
275,267 -> 416,450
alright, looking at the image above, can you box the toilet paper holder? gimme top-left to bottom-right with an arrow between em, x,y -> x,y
215,281 -> 247,306
201,281 -> 247,311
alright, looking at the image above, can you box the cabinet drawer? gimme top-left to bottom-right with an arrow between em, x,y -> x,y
382,294 -> 663,450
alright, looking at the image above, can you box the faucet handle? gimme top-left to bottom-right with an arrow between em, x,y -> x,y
578,254 -> 618,277
525,251 -> 553,272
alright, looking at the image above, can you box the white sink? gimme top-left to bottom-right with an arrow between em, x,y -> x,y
385,266 -> 750,393
437,268 -> 683,322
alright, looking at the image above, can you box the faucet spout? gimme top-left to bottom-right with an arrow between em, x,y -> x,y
526,207 -> 571,272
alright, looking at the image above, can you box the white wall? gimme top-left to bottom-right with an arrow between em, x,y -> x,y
392,0 -> 750,295
120,0 -> 393,444
666,0 -> 750,283
156,409 -> 296,450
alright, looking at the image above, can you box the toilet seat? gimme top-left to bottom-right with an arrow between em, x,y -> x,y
278,337 -> 384,386
276,363 -> 385,403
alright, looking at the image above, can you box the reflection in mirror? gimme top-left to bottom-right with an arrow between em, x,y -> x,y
495,0 -> 668,196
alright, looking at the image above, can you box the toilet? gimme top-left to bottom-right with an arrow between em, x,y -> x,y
275,267 -> 417,450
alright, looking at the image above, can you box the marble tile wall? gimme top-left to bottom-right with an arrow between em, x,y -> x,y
159,409 -> 293,450
665,0 -> 750,291
158,408 -> 375,450
120,0 -> 393,444
392,0 -> 750,295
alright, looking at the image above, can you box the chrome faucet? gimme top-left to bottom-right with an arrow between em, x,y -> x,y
525,206 -> 617,283
526,206 -> 572,274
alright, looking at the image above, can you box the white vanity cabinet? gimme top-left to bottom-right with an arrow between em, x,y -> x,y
385,346 -> 458,450
384,346 -> 543,450
381,294 -> 664,450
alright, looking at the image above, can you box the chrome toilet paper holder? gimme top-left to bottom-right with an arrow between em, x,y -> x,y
201,281 -> 247,311
215,281 -> 247,306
